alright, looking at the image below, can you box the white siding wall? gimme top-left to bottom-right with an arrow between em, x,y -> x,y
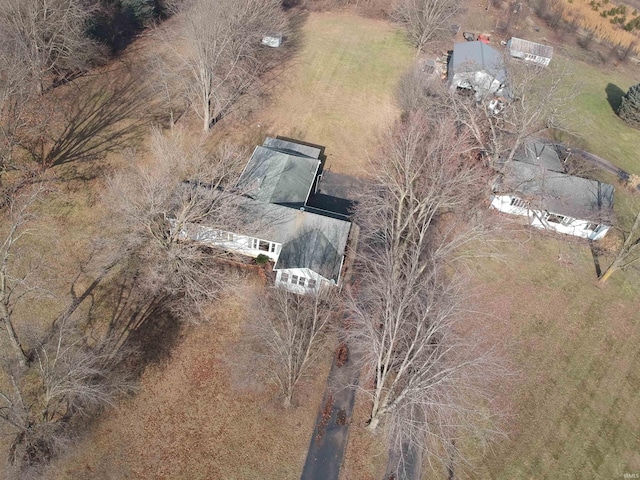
490,195 -> 610,241
177,223 -> 281,261
275,268 -> 330,294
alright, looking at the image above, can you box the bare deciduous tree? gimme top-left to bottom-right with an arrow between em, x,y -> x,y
0,323 -> 134,474
393,0 -> 461,54
156,0 -> 286,130
104,128 -> 248,320
346,113 -> 503,470
0,184 -> 47,367
250,287 -> 337,407
451,60 -> 574,170
599,207 -> 640,283
398,59 -> 575,170
0,0 -> 103,94
0,47 -> 32,181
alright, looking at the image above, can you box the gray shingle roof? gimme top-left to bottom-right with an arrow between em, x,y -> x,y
497,161 -> 614,221
232,197 -> 351,282
237,139 -> 320,205
514,140 -> 565,172
450,41 -> 507,83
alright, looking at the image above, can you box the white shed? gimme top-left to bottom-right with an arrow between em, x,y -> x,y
507,37 -> 553,66
261,35 -> 283,48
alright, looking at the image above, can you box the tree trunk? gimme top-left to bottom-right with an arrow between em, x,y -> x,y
203,97 -> 211,131
367,414 -> 380,431
2,317 -> 28,367
598,264 -> 617,283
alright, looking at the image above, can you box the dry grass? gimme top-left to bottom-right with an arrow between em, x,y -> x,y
47,284 -> 332,480
464,232 -> 640,479
562,0 -> 640,51
245,11 -> 414,176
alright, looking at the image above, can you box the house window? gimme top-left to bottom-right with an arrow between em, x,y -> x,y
561,216 -> 574,226
584,223 -> 598,231
251,238 -> 259,249
269,243 -> 277,253
546,213 -> 565,224
298,277 -> 306,287
259,240 -> 269,252
510,197 -> 528,208
308,279 -> 317,289
291,275 -> 298,284
281,272 -> 289,283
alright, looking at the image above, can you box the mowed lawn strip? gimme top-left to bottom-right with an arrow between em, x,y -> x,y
255,11 -> 414,176
473,236 -> 640,479
555,56 -> 640,175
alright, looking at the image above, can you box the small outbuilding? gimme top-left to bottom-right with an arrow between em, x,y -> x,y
261,35 -> 283,48
507,37 -> 553,66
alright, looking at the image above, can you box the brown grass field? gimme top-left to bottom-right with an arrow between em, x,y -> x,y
48,285 -> 332,480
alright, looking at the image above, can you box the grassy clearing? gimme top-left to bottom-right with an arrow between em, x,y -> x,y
251,11 -> 414,176
49,285 -> 332,480
469,232 -> 640,479
554,56 -> 640,175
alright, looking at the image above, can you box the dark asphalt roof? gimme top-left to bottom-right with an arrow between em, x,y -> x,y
237,138 -> 320,205
498,161 -> 614,221
450,41 -> 507,83
514,140 -> 565,172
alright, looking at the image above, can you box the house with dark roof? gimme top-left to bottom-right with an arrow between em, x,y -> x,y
490,156 -> 614,240
448,41 -> 507,99
179,137 -> 353,294
507,37 -> 553,67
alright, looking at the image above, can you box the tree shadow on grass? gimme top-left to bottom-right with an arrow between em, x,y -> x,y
606,83 -> 625,113
20,64 -> 157,171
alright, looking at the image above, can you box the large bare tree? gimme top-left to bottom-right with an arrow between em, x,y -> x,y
0,322 -> 134,474
0,0 -> 102,94
393,0 -> 461,54
398,59 -> 574,170
157,0 -> 286,130
250,288 -> 337,407
0,184 -> 47,367
599,207 -> 640,283
452,60 -> 574,170
104,128 -> 249,320
346,113 -> 503,470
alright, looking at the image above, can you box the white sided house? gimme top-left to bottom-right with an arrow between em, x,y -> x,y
491,148 -> 614,240
448,41 -> 508,99
178,137 -> 353,294
507,37 -> 553,67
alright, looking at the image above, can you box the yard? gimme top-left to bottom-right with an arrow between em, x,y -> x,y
250,10 -> 414,176
37,10 -> 415,480
471,234 -> 640,479
554,56 -> 640,176
48,285 -> 333,480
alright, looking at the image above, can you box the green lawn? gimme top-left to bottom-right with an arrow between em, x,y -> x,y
556,57 -> 640,175
253,11 -> 414,176
474,235 -> 640,479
